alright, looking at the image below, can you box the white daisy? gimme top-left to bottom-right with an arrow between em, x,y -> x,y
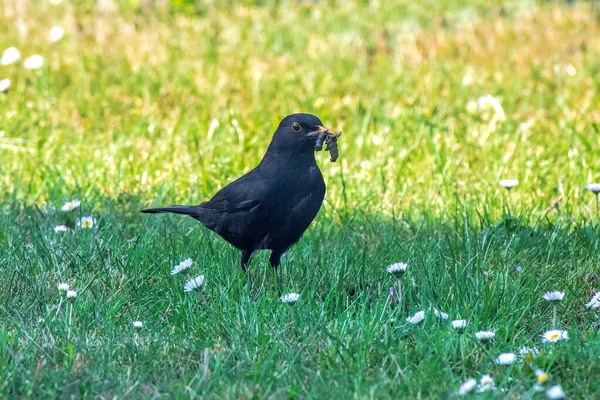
565,64 -> 576,76
184,275 -> 205,292
406,310 -> 425,325
499,179 -> 518,189
66,290 -> 77,301
518,346 -> 539,361
457,378 -> 477,396
132,321 -> 143,329
535,369 -> 549,384
495,352 -> 516,365
433,308 -> 448,320
475,331 -> 495,341
0,79 -> 10,92
452,319 -> 467,329
478,374 -> 495,392
171,258 -> 193,275
477,94 -> 506,120
60,199 -> 81,211
1,47 -> 20,65
546,385 -> 565,399
386,262 -> 407,278
542,329 -> 568,343
542,291 -> 564,301
54,225 -> 69,233
23,55 -> 44,70
586,291 -> 600,308
280,293 -> 300,304
48,26 -> 64,43
586,183 -> 600,194
76,216 -> 96,229
57,282 -> 70,295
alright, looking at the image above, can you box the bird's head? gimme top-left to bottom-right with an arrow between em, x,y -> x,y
269,113 -> 338,157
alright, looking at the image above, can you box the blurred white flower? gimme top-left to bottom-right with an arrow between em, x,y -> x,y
519,346 -> 539,361
542,291 -> 564,301
535,369 -> 549,384
478,374 -> 495,392
61,199 -> 81,211
171,258 -> 193,275
77,216 -> 96,229
48,26 -> 65,43
433,308 -> 448,320
546,385 -> 565,399
1,47 -> 20,65
184,275 -> 205,292
132,321 -> 143,329
542,329 -> 568,343
386,262 -> 407,278
66,290 -> 77,301
0,79 -> 10,92
495,353 -> 516,365
57,283 -> 70,295
452,319 -> 467,329
466,100 -> 478,114
54,225 -> 69,233
587,183 -> 600,194
586,291 -> 600,308
23,55 -> 44,70
499,179 -> 518,189
406,310 -> 425,325
565,64 -> 576,76
50,0 -> 63,4
475,331 -> 495,341
457,378 -> 476,396
477,94 -> 506,120
280,293 -> 300,304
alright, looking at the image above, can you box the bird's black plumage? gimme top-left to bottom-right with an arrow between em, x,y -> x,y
142,113 -> 337,294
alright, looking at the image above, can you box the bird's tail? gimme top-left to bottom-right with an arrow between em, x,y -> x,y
141,205 -> 199,216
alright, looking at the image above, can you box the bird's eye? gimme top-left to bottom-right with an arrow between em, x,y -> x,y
291,122 -> 301,132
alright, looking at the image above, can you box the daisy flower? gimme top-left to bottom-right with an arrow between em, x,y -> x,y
457,378 -> 477,396
406,310 -> 425,325
546,385 -> 565,399
499,179 -> 518,190
280,293 -> 300,304
23,55 -> 44,70
54,225 -> 69,233
542,329 -> 568,343
0,79 -> 9,92
452,319 -> 467,329
171,258 -> 193,275
184,275 -> 205,292
433,308 -> 449,320
586,183 -> 600,194
586,291 -> 600,309
48,26 -> 64,43
66,290 -> 77,301
77,216 -> 96,229
1,47 -> 20,65
542,291 -> 564,301
475,331 -> 495,341
386,262 -> 407,279
60,199 -> 81,211
478,374 -> 495,392
57,283 -> 70,295
495,353 -> 516,365
535,369 -> 549,384
477,94 -> 506,120
518,346 -> 539,362
132,321 -> 143,329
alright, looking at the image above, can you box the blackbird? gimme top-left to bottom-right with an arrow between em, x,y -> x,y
142,113 -> 338,295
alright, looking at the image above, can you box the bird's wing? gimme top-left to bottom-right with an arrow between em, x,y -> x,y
200,170 -> 265,213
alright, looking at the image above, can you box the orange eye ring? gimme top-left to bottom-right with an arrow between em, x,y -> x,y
292,122 -> 301,132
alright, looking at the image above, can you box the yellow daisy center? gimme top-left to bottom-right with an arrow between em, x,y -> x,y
537,373 -> 548,384
83,221 -> 92,227
525,353 -> 532,362
550,333 -> 559,340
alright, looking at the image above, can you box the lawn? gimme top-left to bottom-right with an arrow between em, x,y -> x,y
2,0 -> 600,398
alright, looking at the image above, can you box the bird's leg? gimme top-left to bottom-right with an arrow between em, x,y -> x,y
269,252 -> 283,296
241,250 -> 253,291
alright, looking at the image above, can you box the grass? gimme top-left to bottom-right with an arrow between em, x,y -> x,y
2,0 -> 600,398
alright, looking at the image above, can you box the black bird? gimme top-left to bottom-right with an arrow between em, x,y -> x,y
142,113 -> 338,294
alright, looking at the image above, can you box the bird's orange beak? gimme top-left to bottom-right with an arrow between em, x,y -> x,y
316,125 -> 336,136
